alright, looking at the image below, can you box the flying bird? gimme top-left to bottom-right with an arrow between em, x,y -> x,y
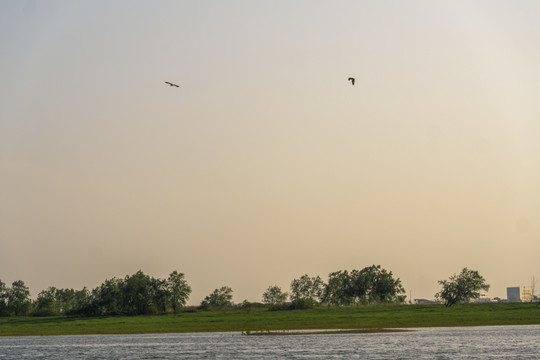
348,77 -> 355,86
165,81 -> 179,87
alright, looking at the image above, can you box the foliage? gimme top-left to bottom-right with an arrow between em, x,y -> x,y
351,265 -> 406,304
290,275 -> 324,308
436,268 -> 490,307
323,265 -> 406,306
0,280 -> 7,316
34,287 -> 59,316
290,267 -> 405,308
167,271 -> 191,313
6,280 -> 32,316
92,277 -> 123,315
323,270 -> 354,306
0,270 -> 191,318
1,265 -> 404,318
262,285 -> 288,307
83,270 -> 192,316
149,277 -> 169,313
121,271 -> 154,315
32,287 -> 91,317
200,286 -> 234,309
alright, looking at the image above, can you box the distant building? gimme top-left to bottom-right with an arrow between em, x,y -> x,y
520,287 -> 533,302
507,287 -> 533,302
507,287 -> 521,302
475,294 -> 491,303
414,299 -> 437,305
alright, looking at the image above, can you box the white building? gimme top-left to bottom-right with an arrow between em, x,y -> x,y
520,287 -> 533,302
414,299 -> 438,305
475,294 -> 491,303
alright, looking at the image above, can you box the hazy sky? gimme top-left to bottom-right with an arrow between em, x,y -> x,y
1,1 -> 539,304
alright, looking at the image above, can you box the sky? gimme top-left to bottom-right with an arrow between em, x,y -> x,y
1,0 -> 539,304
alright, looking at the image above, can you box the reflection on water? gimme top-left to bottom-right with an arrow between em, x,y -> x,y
0,325 -> 539,359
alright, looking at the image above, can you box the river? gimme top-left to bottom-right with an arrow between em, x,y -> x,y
0,325 -> 539,359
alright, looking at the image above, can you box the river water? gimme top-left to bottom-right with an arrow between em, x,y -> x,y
1,325 -> 539,359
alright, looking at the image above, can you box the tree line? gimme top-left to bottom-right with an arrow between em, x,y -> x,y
0,265 -> 491,317
0,270 -> 191,317
274,265 -> 407,309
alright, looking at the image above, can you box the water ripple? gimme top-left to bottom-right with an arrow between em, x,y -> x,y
0,325 -> 539,359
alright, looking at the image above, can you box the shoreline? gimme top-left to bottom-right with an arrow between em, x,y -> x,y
243,328 -> 415,336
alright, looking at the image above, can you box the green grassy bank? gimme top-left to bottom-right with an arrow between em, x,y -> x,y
1,303 -> 539,336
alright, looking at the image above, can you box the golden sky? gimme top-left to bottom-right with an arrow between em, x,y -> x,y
1,1 -> 539,303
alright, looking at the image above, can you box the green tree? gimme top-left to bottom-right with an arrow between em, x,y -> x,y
54,288 -> 81,315
323,270 -> 354,306
69,287 -> 91,315
167,271 -> 191,313
6,280 -> 31,316
149,277 -> 170,313
436,267 -> 490,307
290,274 -> 324,308
75,270 -> 191,316
349,265 -> 405,304
262,285 -> 288,307
34,287 -> 60,316
200,286 -> 233,308
121,271 -> 153,315
92,277 -> 123,315
321,266 -> 405,306
53,287 -> 91,315
367,265 -> 406,303
0,280 -> 8,316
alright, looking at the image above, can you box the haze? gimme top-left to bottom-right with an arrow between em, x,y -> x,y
1,1 -> 539,304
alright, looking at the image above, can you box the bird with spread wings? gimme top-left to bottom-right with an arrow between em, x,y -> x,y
165,81 -> 179,87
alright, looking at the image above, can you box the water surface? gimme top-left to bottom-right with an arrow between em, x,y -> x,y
1,325 -> 539,359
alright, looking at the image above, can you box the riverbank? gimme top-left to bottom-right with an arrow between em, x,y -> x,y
1,303 -> 539,336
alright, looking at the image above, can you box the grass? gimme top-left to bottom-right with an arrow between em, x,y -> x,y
1,303 -> 539,337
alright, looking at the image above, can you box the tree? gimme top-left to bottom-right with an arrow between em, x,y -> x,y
149,277 -> 170,313
6,280 -> 31,316
92,277 -> 123,315
322,266 -> 405,306
58,287 -> 91,316
262,285 -> 288,307
34,287 -> 59,316
0,280 -> 8,316
121,271 -> 153,315
55,288 -> 85,315
200,286 -> 233,309
323,270 -> 354,306
290,274 -> 324,308
361,265 -> 405,304
436,268 -> 490,307
167,271 -> 191,313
